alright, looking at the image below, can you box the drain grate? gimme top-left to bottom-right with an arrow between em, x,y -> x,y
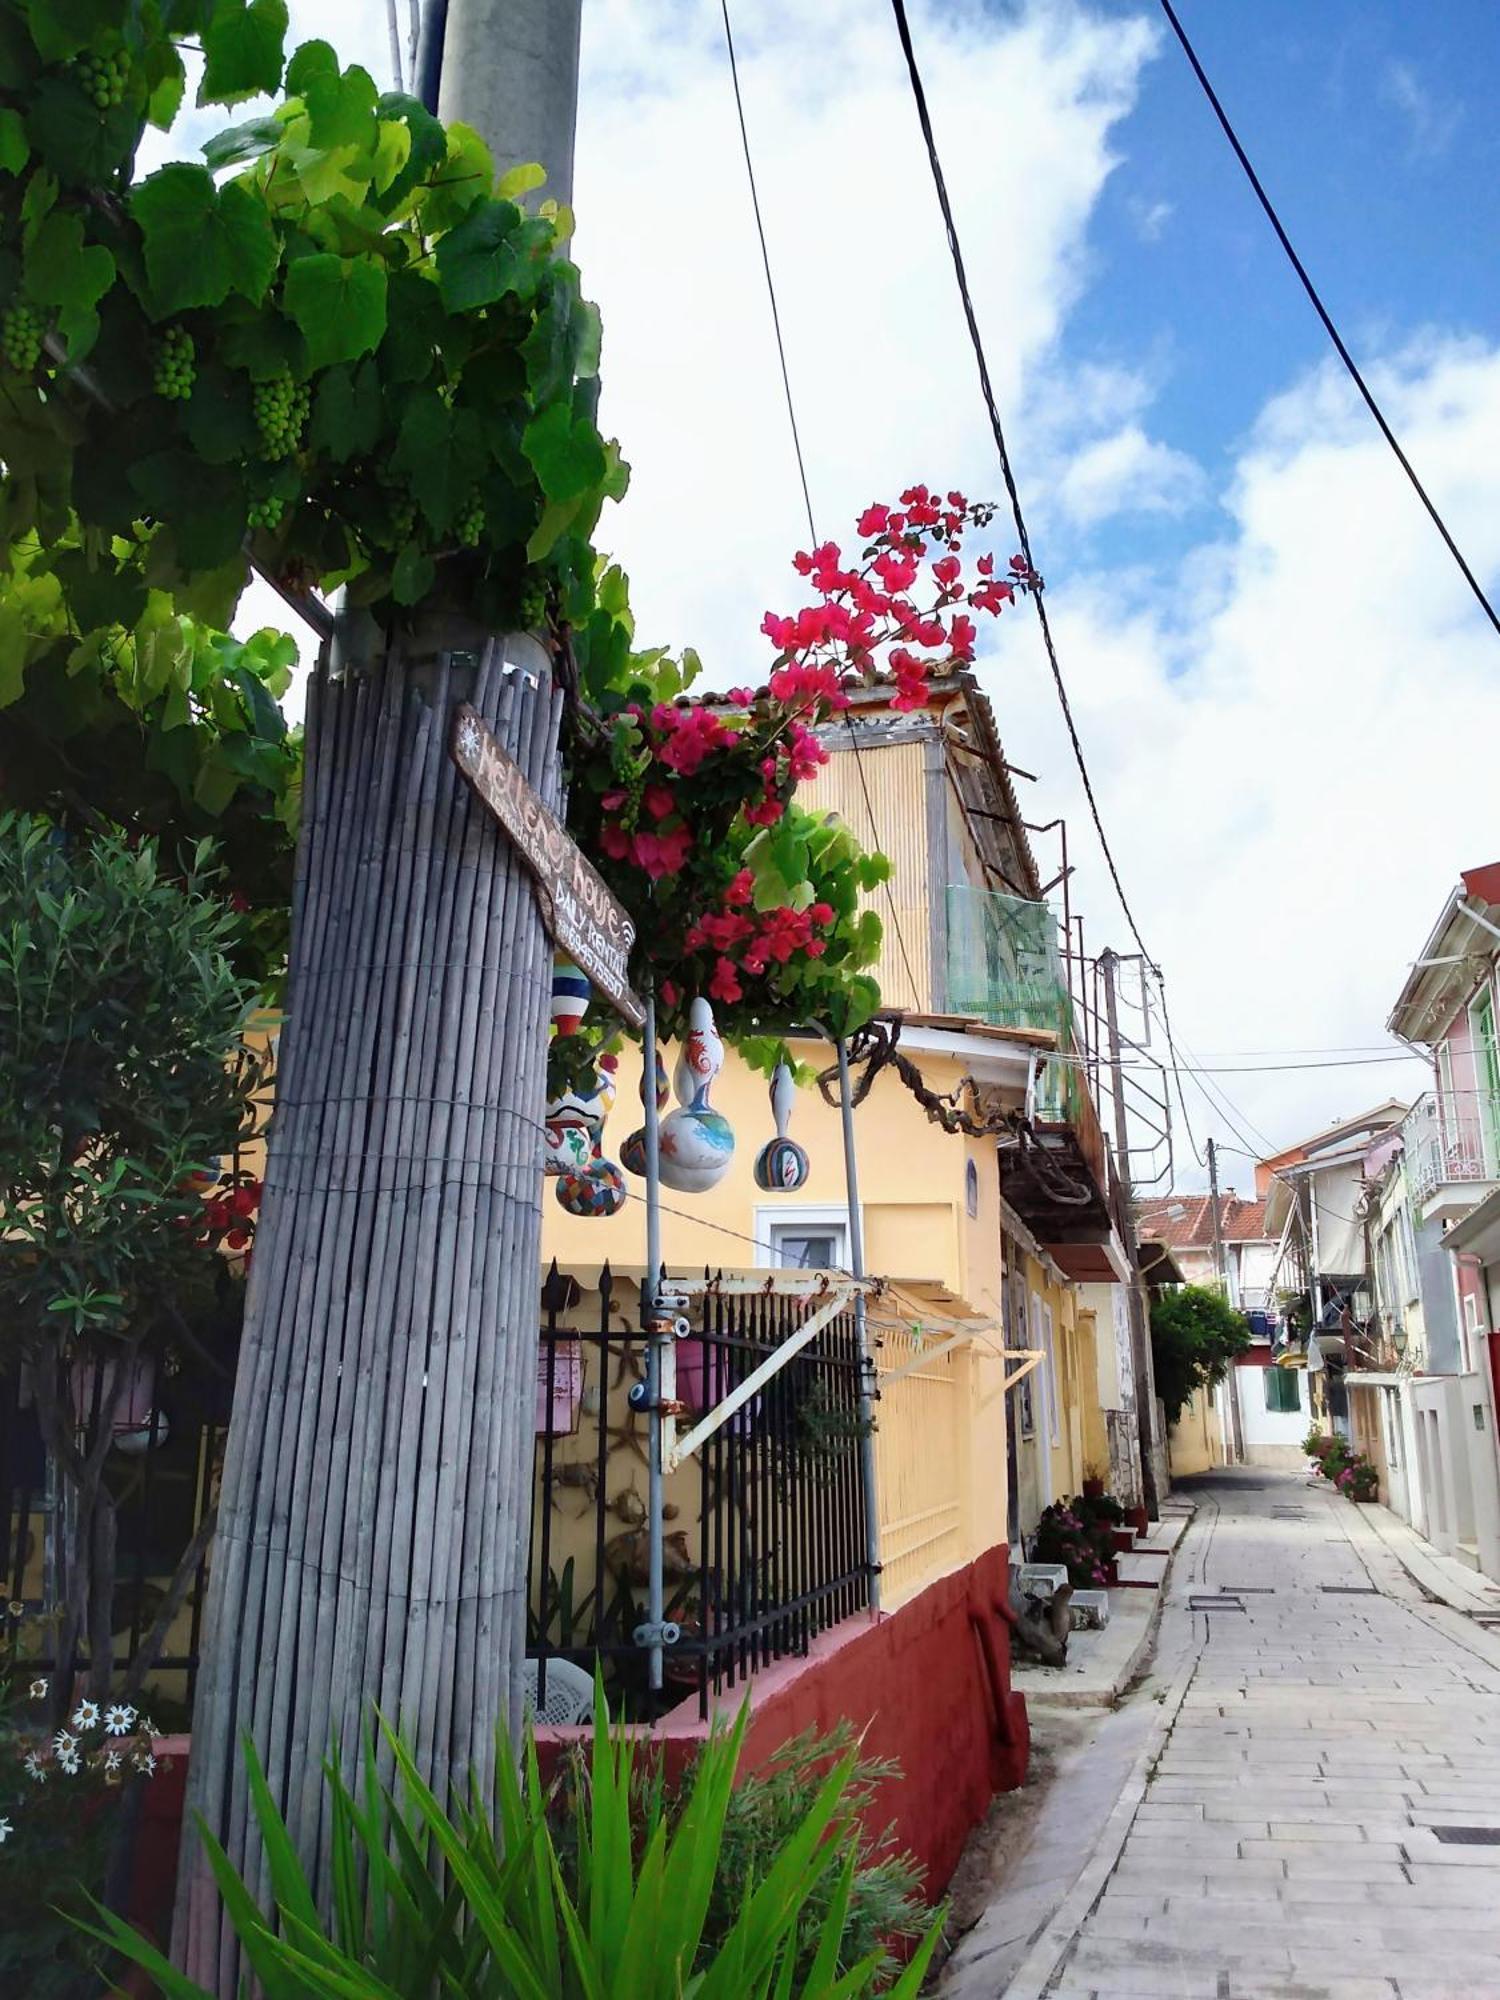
1432,1825 -> 1500,1845
1321,1584 -> 1379,1595
1190,1595 -> 1246,1612
1272,1507 -> 1308,1518
1219,1585 -> 1275,1594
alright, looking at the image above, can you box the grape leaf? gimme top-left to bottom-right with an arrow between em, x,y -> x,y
201,114 -> 282,169
199,0 -> 288,107
0,107 -> 27,175
129,452 -> 247,572
25,76 -> 138,185
302,61 -> 377,151
421,121 -> 494,232
23,0 -> 116,63
23,210 -> 113,316
131,165 -> 279,315
373,93 -> 446,214
391,542 -> 434,606
284,38 -> 338,94
144,39 -> 186,130
435,198 -> 523,312
308,359 -> 382,461
391,393 -> 483,534
521,401 -> 606,504
282,252 -> 387,369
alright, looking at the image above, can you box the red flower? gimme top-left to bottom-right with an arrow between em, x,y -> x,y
810,902 -> 835,926
661,979 -> 680,1009
744,796 -> 784,826
949,614 -> 976,662
857,504 -> 890,537
601,789 -> 628,810
933,555 -> 962,591
761,611 -> 799,650
805,938 -> 827,957
601,823 -> 631,860
728,686 -> 755,707
977,552 -> 994,575
874,550 -> 919,594
633,824 -> 694,878
724,868 -> 755,907
709,956 -> 742,1004
643,784 -> 675,821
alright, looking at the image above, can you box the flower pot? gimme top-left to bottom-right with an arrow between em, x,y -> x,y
1110,1526 -> 1135,1554
1082,1475 -> 1105,1502
1127,1503 -> 1148,1538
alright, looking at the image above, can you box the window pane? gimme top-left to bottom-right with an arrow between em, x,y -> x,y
775,1231 -> 838,1270
1264,1368 -> 1301,1414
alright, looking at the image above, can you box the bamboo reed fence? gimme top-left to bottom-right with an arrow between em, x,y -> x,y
175,624 -> 561,1989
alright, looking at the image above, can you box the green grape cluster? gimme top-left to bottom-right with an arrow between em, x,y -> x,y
517,576 -> 548,630
253,370 -> 310,460
247,494 -> 285,530
388,494 -> 417,544
72,49 -> 130,109
154,325 -> 195,401
1,303 -> 42,374
455,493 -> 485,549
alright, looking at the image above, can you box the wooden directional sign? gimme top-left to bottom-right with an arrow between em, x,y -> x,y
451,703 -> 646,1028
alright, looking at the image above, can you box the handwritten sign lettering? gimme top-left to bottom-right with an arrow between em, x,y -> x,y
451,703 -> 646,1029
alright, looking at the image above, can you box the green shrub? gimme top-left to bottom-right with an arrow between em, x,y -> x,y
1028,1503 -> 1114,1589
82,1689 -> 942,1999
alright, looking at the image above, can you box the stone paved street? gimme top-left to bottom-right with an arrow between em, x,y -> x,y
948,1469 -> 1500,2000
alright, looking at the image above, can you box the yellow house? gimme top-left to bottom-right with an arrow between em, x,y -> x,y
541,674 -> 1135,1577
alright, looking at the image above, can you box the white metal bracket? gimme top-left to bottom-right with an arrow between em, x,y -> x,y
664,1280 -> 866,1472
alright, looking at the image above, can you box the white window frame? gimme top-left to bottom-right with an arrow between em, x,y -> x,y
754,1203 -> 852,1273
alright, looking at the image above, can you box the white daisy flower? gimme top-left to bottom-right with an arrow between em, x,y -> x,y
58,1750 -> 80,1776
71,1700 -> 100,1731
103,1750 -> 121,1774
28,1679 -> 47,1701
23,1753 -> 45,1784
102,1704 -> 137,1737
133,1751 -> 157,1777
52,1730 -> 77,1759
0,1817 -> 11,1843
138,1715 -> 158,1738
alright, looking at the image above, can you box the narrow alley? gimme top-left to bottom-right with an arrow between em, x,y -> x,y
953,1469 -> 1500,2000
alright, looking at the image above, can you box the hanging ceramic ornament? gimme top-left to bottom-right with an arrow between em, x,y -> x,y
753,1060 -> 810,1191
550,955 -> 591,1038
658,997 -> 735,1193
543,1065 -> 617,1179
620,1046 -> 671,1179
552,1062 -> 626,1216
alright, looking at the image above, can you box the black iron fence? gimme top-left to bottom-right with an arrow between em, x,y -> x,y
0,1370 -> 223,1709
530,1263 -> 874,1720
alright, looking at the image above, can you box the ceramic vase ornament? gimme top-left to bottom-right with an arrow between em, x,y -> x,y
753,1060 -> 810,1191
658,997 -> 735,1194
550,955 -> 591,1038
620,1046 -> 671,1179
547,1062 -> 625,1215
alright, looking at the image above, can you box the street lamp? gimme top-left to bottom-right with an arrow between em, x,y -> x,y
1392,1324 -> 1408,1361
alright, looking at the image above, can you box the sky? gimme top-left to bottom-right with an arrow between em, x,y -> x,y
164,0 -> 1500,1192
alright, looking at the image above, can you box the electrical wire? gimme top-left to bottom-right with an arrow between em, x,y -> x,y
718,0 -> 817,549
718,0 -> 923,1009
887,0 -> 1157,965
1157,0 -> 1500,641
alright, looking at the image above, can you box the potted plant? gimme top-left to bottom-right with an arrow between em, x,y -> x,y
1029,1503 -> 1117,1590
1074,1489 -> 1133,1554
1335,1455 -> 1379,1502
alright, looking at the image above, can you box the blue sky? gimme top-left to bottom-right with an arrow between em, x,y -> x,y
1026,0 -> 1500,577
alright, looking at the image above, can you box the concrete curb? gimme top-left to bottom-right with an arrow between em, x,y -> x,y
1016,1504 -> 1195,1711
1000,1513 -> 1204,2000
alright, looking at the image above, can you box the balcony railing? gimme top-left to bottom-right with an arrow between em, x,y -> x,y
945,885 -> 1068,1037
1404,1090 -> 1498,1206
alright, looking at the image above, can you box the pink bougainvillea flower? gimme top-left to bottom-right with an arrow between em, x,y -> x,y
643,783 -> 675,821
810,901 -> 835,926
932,555 -> 962,591
949,614 -> 976,662
601,823 -> 631,860
760,611 -> 799,650
709,956 -> 743,1004
728,685 -> 755,707
661,979 -> 680,1009
744,795 -> 785,826
977,551 -> 995,575
857,504 -> 890,537
724,868 -> 755,907
601,789 -> 628,811
874,550 -> 919,594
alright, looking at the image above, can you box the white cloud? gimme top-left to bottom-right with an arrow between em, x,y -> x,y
1126,195 -> 1173,242
1054,424 -> 1205,526
1380,59 -> 1461,161
973,335 -> 1500,1176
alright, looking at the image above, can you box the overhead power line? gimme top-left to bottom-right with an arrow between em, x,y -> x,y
1157,0 -> 1500,641
887,0 -> 1157,966
719,1 -> 923,1010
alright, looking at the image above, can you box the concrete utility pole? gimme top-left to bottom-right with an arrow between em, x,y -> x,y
1207,1136 -> 1245,1464
428,0 -> 583,208
175,19 -> 591,1987
1100,949 -> 1161,1520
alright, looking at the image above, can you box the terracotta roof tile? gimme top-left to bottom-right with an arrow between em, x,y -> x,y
1136,1194 -> 1270,1250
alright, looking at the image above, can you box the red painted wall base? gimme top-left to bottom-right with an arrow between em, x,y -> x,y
131,1547 -> 1027,1936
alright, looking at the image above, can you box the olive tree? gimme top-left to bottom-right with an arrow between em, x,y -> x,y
0,815 -> 258,1717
